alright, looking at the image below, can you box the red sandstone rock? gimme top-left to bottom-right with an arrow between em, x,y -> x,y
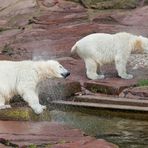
38,79 -> 81,103
0,20 -> 7,27
52,138 -> 118,148
0,29 -> 21,48
0,143 -> 9,148
120,6 -> 148,27
119,86 -> 148,99
0,121 -> 118,147
0,0 -> 37,17
1,1 -> 148,62
84,79 -> 137,95
41,0 -> 58,8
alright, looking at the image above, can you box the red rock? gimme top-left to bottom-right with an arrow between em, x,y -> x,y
52,138 -> 118,148
119,86 -> 148,99
33,11 -> 87,27
0,143 -> 10,148
120,6 -> 148,27
38,0 -> 85,12
1,1 -> 142,61
0,121 -> 118,147
0,0 -> 37,17
38,79 -> 81,103
0,20 -> 7,27
53,0 -> 85,12
84,79 -> 137,95
0,0 -> 147,102
41,0 -> 58,8
59,58 -> 147,87
0,54 -> 12,60
0,29 -> 21,48
60,58 -> 87,83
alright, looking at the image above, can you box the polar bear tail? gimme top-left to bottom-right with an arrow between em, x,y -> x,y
70,43 -> 79,58
71,44 -> 77,54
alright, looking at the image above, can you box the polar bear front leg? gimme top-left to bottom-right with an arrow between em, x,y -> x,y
22,90 -> 46,114
115,56 -> 133,79
85,59 -> 105,80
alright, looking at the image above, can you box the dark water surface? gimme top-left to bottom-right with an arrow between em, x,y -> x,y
50,110 -> 148,148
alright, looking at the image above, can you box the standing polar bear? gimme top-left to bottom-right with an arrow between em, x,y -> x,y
0,60 -> 70,114
71,32 -> 148,80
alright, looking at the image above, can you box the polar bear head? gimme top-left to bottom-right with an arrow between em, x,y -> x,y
47,60 -> 70,78
36,60 -> 70,79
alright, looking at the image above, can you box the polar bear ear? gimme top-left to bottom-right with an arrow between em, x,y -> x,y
133,39 -> 144,53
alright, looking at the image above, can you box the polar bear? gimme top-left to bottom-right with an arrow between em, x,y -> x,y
71,32 -> 148,80
0,60 -> 70,114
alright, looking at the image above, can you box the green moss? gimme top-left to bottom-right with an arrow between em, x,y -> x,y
29,144 -> 37,148
59,140 -> 66,144
0,108 -> 31,121
138,79 -> 148,86
45,144 -> 52,148
0,107 -> 52,121
90,86 -> 113,94
90,86 -> 99,93
9,109 -> 29,119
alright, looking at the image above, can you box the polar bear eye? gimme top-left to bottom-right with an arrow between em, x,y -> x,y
59,66 -> 63,69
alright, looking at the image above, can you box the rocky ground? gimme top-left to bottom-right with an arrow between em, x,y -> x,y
0,0 -> 148,76
0,0 -> 148,147
0,121 -> 118,148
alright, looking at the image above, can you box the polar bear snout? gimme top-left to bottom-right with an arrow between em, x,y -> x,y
46,60 -> 70,78
61,70 -> 70,78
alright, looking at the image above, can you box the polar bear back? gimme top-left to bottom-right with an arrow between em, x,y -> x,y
0,61 -> 19,98
75,32 -> 132,64
0,61 -> 35,83
0,61 -> 19,84
0,61 -> 36,97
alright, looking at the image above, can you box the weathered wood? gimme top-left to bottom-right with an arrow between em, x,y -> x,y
52,100 -> 148,112
73,95 -> 148,107
52,95 -> 148,120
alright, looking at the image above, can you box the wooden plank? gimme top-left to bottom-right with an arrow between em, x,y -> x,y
52,100 -> 148,112
73,95 -> 148,107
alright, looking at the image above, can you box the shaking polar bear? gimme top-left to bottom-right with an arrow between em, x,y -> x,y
71,32 -> 148,80
0,60 -> 70,114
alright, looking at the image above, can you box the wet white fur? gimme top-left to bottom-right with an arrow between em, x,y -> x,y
71,32 -> 148,80
0,60 -> 68,114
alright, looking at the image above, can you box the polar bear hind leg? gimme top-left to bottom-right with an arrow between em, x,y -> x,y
115,56 -> 133,79
85,58 -> 105,80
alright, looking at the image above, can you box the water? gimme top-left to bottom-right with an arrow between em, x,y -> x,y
50,110 -> 148,148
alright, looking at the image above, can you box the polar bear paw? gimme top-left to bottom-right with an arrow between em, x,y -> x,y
97,74 -> 105,79
0,105 -> 11,110
31,104 -> 47,114
120,74 -> 133,79
87,73 -> 105,80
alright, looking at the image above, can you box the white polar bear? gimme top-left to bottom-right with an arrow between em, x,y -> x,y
71,32 -> 148,80
0,60 -> 70,114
